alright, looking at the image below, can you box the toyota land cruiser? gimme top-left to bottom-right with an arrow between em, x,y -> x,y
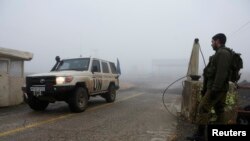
24,56 -> 120,112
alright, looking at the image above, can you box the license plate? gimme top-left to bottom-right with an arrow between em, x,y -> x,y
30,87 -> 45,97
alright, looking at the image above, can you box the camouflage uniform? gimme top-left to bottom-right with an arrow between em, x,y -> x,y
197,46 -> 232,124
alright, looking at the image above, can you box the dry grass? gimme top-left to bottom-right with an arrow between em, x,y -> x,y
119,81 -> 135,90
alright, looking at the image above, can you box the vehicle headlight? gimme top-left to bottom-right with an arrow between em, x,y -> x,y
56,76 -> 73,84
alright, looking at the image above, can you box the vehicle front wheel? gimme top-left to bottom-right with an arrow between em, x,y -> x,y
104,85 -> 116,103
27,96 -> 49,111
68,87 -> 88,113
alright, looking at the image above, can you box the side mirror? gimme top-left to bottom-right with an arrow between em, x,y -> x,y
91,66 -> 98,73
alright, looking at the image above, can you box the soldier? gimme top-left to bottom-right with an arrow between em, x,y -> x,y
187,33 -> 232,141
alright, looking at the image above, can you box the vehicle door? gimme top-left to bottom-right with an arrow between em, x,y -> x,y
91,59 -> 102,93
101,61 -> 111,91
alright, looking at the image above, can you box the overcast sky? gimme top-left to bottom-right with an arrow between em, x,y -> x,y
0,0 -> 250,76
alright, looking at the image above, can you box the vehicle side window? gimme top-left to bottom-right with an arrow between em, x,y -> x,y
102,62 -> 110,73
92,60 -> 101,72
109,62 -> 117,74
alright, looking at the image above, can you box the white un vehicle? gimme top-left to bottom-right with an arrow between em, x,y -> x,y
24,56 -> 120,112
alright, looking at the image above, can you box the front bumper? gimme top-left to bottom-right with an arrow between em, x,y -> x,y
25,85 -> 75,101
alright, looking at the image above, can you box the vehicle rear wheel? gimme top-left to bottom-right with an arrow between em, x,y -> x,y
104,84 -> 116,103
68,87 -> 88,113
27,96 -> 49,111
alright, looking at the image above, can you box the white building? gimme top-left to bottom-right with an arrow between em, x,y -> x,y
0,47 -> 33,107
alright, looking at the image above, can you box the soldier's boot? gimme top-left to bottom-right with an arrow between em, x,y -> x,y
186,125 -> 205,141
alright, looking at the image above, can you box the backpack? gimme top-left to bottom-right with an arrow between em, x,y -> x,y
225,48 -> 243,83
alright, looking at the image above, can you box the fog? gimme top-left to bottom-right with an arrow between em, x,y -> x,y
1,0 -> 250,81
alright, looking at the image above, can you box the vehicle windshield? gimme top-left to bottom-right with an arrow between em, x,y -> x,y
56,58 -> 90,71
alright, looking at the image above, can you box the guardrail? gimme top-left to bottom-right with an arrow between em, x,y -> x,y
238,84 -> 250,89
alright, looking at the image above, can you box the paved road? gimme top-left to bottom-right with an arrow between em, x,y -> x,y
0,86 -> 180,141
